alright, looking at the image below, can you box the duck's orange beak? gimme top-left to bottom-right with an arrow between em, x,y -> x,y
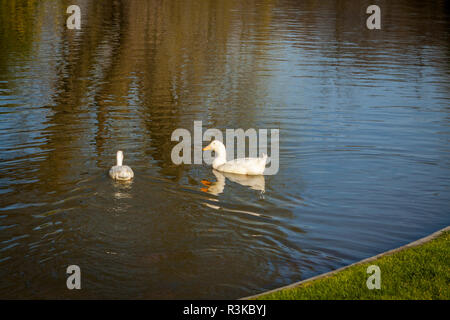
203,145 -> 211,151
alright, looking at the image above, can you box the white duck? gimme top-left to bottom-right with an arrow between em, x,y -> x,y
109,150 -> 134,181
203,140 -> 267,175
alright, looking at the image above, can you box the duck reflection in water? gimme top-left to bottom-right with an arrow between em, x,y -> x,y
112,179 -> 133,200
200,169 -> 265,196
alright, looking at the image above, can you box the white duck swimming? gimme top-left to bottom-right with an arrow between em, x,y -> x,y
109,150 -> 134,181
203,140 -> 267,175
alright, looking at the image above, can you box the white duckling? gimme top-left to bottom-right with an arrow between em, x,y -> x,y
203,140 -> 267,175
109,150 -> 134,181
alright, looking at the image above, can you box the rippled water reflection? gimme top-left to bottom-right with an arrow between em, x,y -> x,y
0,0 -> 449,299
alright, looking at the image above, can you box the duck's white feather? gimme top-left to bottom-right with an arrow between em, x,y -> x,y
203,140 -> 267,175
110,151 -> 134,181
216,155 -> 267,175
109,165 -> 134,180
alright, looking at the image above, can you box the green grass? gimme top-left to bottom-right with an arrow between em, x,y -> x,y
254,231 -> 450,300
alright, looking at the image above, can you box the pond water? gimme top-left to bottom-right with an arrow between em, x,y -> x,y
0,0 -> 449,299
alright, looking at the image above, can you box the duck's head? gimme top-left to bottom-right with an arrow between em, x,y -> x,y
203,140 -> 227,168
203,140 -> 225,153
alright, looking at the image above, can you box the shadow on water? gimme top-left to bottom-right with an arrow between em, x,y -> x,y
200,170 -> 266,196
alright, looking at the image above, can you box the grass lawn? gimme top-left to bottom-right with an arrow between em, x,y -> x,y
253,230 -> 450,300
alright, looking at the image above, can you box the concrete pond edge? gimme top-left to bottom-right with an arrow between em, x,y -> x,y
241,225 -> 450,300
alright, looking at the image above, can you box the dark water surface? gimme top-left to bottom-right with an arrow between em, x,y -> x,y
0,0 -> 449,299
